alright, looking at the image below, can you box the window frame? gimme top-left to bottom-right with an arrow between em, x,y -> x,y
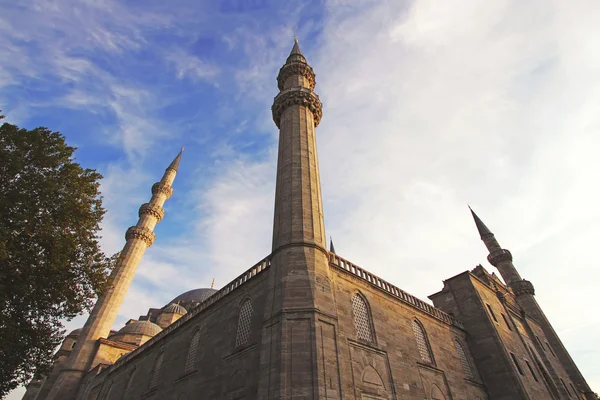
350,292 -> 375,344
412,319 -> 435,365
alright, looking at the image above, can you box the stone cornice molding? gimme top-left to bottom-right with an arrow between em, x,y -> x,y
277,62 -> 316,91
151,182 -> 173,199
272,87 -> 323,128
125,226 -> 156,247
138,203 -> 165,222
487,249 -> 512,266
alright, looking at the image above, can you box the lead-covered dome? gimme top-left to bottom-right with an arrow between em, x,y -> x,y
116,320 -> 162,336
163,303 -> 187,315
169,288 -> 217,305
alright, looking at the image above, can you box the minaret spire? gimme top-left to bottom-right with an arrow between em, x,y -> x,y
468,206 -> 522,287
468,206 -> 596,399
259,40 -> 340,397
469,205 -> 493,239
46,151 -> 182,400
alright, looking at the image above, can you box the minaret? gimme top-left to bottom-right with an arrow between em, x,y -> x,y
45,150 -> 183,400
469,207 -> 595,400
258,39 -> 341,398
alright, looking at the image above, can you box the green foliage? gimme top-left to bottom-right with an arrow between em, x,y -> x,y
0,121 -> 113,397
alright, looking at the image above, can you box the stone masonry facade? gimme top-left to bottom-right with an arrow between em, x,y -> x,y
24,40 -> 595,400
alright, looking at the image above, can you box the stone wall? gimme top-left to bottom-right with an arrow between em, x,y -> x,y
330,266 -> 488,400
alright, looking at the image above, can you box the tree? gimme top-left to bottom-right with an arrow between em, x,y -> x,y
0,118 -> 113,397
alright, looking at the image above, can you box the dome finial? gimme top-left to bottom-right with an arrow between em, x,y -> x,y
211,278 -> 215,289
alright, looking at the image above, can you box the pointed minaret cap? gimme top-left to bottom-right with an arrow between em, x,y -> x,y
167,147 -> 184,172
468,205 -> 494,239
287,37 -> 306,63
329,236 -> 336,254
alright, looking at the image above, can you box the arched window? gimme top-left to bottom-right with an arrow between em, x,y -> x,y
150,349 -> 164,388
454,339 -> 474,378
123,367 -> 136,399
351,293 -> 374,342
235,299 -> 253,347
412,320 -> 433,364
185,329 -> 200,372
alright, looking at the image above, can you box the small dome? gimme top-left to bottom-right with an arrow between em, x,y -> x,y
68,328 -> 82,336
170,288 -> 217,305
117,320 -> 162,337
163,303 -> 187,315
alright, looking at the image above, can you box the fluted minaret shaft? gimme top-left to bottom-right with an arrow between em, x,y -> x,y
271,39 -> 324,252
258,39 -> 340,400
44,150 -> 182,400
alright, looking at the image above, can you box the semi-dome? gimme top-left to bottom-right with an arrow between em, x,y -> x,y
162,303 -> 187,315
169,288 -> 217,305
116,320 -> 162,337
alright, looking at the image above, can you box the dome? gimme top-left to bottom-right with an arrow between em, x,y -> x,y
116,320 -> 162,337
68,328 -> 82,336
169,288 -> 217,305
162,303 -> 187,315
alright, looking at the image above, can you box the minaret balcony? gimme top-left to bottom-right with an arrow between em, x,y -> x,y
151,182 -> 173,199
139,203 -> 165,222
487,249 -> 513,266
511,279 -> 535,296
125,226 -> 156,247
271,87 -> 323,128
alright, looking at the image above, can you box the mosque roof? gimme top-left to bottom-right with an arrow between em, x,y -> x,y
169,288 -> 217,305
162,303 -> 187,315
116,320 -> 162,337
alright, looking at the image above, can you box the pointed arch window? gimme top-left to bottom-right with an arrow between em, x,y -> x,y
235,299 -> 253,347
123,367 -> 136,400
351,293 -> 374,342
150,349 -> 164,388
185,328 -> 201,372
412,320 -> 434,364
454,339 -> 474,378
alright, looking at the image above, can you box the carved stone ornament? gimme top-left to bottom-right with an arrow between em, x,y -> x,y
272,88 -> 323,128
277,62 -> 316,91
151,182 -> 173,199
511,279 -> 535,296
487,249 -> 513,266
139,203 -> 165,222
125,226 -> 156,247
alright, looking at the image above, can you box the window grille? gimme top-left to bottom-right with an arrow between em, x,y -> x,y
235,299 -> 253,347
454,340 -> 474,378
510,353 -> 524,375
185,329 -> 200,372
412,320 -> 433,364
501,314 -> 513,331
569,383 -> 578,397
150,350 -> 163,388
525,360 -> 538,382
123,368 -> 135,399
486,304 -> 498,323
546,341 -> 556,357
560,379 -> 573,397
351,294 -> 373,342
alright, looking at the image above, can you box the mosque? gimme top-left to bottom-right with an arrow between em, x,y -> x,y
23,40 -> 595,400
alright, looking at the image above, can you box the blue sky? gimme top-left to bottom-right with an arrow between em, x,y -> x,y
3,0 -> 600,397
